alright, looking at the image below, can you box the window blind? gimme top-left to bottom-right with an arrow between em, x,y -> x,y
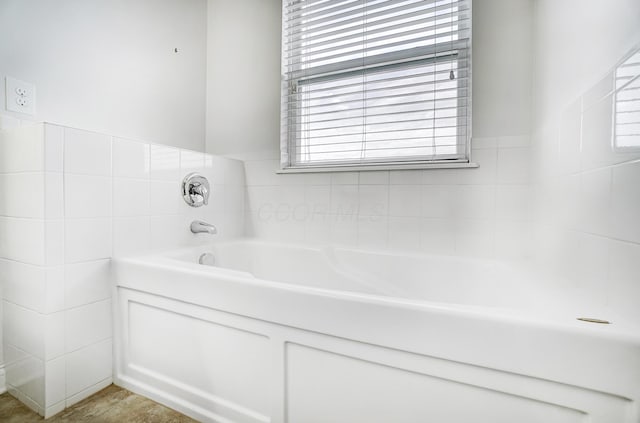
281,0 -> 472,170
614,49 -> 640,149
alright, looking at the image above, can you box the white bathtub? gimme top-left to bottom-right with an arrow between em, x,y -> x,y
113,239 -> 640,423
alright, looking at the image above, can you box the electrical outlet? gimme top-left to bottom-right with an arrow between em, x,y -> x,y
5,76 -> 36,115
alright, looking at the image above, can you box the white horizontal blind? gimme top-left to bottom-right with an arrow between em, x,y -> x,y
614,49 -> 640,149
281,0 -> 472,169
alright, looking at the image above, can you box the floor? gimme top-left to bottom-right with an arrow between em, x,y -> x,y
0,385 -> 198,422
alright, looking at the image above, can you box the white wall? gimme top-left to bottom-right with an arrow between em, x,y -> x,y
206,0 -> 282,157
0,0 -> 207,151
533,0 -> 640,128
530,0 -> 640,324
206,0 -> 532,156
206,0 -> 534,259
473,0 -> 532,138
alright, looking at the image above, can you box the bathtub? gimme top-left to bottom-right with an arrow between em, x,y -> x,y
112,239 -> 640,423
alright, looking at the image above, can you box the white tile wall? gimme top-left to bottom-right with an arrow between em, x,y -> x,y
64,260 -> 111,310
63,128 -> 111,176
1,120 -> 245,416
65,339 -> 112,403
242,139 -> 533,259
530,44 -> 640,325
64,218 -> 112,263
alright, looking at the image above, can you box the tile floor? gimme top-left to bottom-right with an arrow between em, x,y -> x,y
0,385 -> 197,422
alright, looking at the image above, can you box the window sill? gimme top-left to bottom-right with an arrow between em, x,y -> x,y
277,162 -> 479,174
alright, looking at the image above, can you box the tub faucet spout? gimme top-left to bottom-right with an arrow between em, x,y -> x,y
190,220 -> 217,235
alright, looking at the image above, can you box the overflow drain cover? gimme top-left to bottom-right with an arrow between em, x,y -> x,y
577,317 -> 611,324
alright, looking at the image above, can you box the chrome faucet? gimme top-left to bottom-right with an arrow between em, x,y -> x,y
190,220 -> 217,235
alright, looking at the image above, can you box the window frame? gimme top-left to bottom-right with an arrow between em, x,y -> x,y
280,0 -> 474,173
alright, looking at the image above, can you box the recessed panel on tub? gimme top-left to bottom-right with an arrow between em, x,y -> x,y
285,344 -> 584,423
127,301 -> 271,423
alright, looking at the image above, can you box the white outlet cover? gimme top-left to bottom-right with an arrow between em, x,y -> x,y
5,76 -> 36,116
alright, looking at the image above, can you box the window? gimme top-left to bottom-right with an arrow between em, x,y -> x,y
614,48 -> 640,150
281,0 -> 472,171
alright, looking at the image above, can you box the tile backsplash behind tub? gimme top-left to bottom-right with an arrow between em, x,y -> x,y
241,135 -> 532,261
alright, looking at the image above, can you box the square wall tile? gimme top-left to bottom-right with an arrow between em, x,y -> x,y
420,218 -> 455,255
497,135 -> 530,148
1,260 -> 47,312
611,161 -> 640,244
388,217 -> 422,252
65,175 -> 112,218
358,185 -> 388,217
44,312 -> 65,360
112,138 -> 149,178
44,266 -> 65,313
0,217 -> 45,265
64,128 -> 111,176
422,168 -> 458,185
44,124 -> 64,173
64,259 -> 111,310
608,240 -> 640,324
0,173 -> 44,218
304,185 -> 331,216
223,185 -> 244,214
329,215 -> 358,247
44,356 -> 66,407
454,218 -> 496,258
45,173 -> 64,219
220,158 -> 247,187
359,171 -> 389,185
577,168 -> 612,236
149,180 -> 181,215
4,344 -> 44,408
304,215 -> 332,245
330,185 -> 359,215
0,123 -> 44,173
65,378 -> 112,409
357,216 -> 388,250
421,186 -> 455,218
113,178 -> 149,217
496,185 -> 531,221
65,299 -> 111,353
389,185 -> 422,217
65,339 -> 112,397
564,232 -> 610,307
113,216 -> 150,257
389,170 -> 423,185
497,147 -> 531,184
581,94 -> 616,171
150,145 -> 180,181
557,99 -> 582,175
180,150 -> 205,174
45,220 -> 65,266
495,220 -> 531,260
65,218 -> 111,263
3,263 -> 65,314
455,185 -> 496,219
330,172 -> 359,185
149,215 -> 189,251
0,261 -> 64,314
3,301 -> 44,359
